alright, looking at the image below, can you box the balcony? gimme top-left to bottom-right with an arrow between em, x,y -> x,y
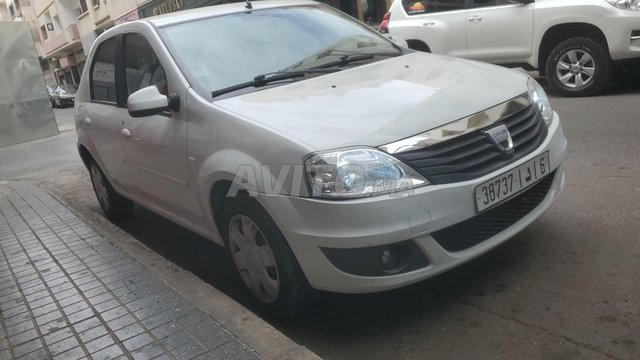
41,24 -> 81,57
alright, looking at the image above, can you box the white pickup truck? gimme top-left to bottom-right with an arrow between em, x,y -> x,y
382,0 -> 640,96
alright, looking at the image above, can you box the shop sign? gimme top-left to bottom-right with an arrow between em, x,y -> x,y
138,0 -> 223,19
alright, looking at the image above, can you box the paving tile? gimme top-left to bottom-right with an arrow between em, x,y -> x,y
8,328 -> 38,347
4,313 -> 32,329
91,344 -> 124,360
159,331 -> 194,351
85,334 -> 116,354
52,346 -> 85,360
13,338 -> 42,358
78,324 -> 109,343
106,314 -> 137,332
47,333 -> 80,356
101,307 -> 129,322
150,322 -> 182,340
67,308 -> 95,325
122,333 -> 155,352
72,316 -> 101,334
170,343 -> 207,360
15,347 -> 48,360
6,319 -> 35,337
114,323 -> 146,342
187,321 -> 232,350
209,341 -> 257,360
131,342 -> 166,360
43,327 -> 73,346
94,299 -> 121,313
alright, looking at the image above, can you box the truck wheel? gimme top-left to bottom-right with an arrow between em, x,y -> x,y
89,162 -> 134,221
546,37 -> 611,97
222,196 -> 309,319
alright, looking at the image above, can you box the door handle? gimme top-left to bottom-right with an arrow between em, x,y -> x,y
468,15 -> 483,22
423,20 -> 435,26
83,117 -> 91,126
121,128 -> 131,138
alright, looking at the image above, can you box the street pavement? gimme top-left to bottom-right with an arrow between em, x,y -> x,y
0,110 -> 320,360
1,78 -> 639,360
0,182 -> 258,360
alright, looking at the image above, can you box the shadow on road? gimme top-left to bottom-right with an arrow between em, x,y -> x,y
111,203 -> 542,351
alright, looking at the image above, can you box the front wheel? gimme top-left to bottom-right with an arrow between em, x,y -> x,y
222,196 -> 309,319
89,162 -> 134,221
545,37 -> 612,97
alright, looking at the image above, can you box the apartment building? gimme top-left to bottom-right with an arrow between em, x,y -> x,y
0,0 -> 56,83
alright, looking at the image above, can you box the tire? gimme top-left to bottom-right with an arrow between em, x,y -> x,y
545,37 -> 612,97
221,196 -> 309,319
89,161 -> 134,221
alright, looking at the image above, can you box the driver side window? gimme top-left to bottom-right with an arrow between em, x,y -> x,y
123,34 -> 168,97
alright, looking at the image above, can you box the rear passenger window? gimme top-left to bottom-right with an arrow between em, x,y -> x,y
472,0 -> 514,7
123,34 -> 168,97
90,37 -> 117,103
402,0 -> 466,14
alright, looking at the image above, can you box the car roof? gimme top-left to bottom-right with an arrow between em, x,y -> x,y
142,0 -> 318,28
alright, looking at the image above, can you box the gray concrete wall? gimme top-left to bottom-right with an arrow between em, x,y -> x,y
0,21 -> 58,148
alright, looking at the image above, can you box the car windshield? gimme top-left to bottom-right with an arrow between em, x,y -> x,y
160,5 -> 401,98
58,84 -> 78,94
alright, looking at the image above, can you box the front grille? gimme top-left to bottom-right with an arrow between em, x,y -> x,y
396,103 -> 548,184
431,171 -> 556,253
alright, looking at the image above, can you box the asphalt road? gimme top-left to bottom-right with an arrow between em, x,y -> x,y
6,79 -> 640,360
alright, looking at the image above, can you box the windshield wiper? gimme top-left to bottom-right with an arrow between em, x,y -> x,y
211,69 -> 336,98
311,52 -> 400,70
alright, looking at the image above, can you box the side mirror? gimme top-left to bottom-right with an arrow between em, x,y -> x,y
127,85 -> 180,118
384,34 -> 409,49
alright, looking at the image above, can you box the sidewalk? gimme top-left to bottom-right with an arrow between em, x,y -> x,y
0,182 -> 259,360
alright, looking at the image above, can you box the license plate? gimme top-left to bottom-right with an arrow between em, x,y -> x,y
475,152 -> 550,212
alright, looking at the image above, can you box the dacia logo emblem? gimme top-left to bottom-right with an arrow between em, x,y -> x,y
484,124 -> 514,156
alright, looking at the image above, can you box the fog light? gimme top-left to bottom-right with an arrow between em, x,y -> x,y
321,240 -> 429,277
380,249 -> 396,271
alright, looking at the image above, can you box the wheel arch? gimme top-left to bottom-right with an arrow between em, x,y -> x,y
538,23 -> 609,76
406,39 -> 431,53
78,144 -> 95,170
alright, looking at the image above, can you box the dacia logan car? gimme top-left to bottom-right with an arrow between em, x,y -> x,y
75,0 -> 567,317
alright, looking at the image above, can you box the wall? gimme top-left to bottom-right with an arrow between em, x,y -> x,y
0,21 -> 58,148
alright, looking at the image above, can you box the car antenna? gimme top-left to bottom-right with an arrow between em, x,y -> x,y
245,0 -> 252,9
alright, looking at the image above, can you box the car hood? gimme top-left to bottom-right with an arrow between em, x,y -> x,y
215,52 -> 530,151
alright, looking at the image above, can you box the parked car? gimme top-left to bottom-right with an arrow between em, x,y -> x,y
53,84 -> 77,107
381,0 -> 640,97
75,0 -> 567,317
46,85 -> 56,108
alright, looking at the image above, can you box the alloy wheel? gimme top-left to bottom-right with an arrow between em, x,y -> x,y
555,49 -> 595,88
228,214 -> 280,304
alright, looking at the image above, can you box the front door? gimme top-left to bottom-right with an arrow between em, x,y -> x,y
119,33 -> 203,221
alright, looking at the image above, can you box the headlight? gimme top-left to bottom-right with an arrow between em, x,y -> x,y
304,148 -> 428,199
527,78 -> 554,127
606,0 -> 640,10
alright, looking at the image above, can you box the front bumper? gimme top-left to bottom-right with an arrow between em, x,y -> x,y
604,9 -> 640,60
259,113 -> 567,294
58,97 -> 75,106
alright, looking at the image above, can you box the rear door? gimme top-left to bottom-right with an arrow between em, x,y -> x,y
79,36 -> 135,190
400,0 -> 469,57
466,0 -> 534,62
